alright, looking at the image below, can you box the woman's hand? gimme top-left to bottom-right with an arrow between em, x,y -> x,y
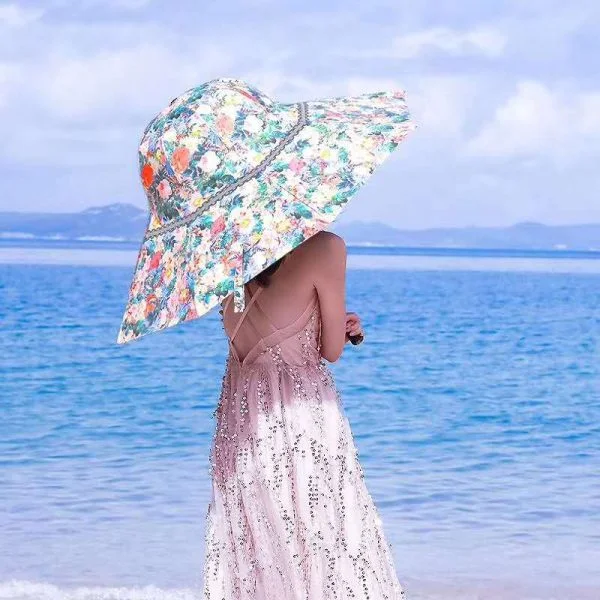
345,312 -> 363,343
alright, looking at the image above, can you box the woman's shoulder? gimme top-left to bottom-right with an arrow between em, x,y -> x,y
287,232 -> 346,286
298,231 -> 347,259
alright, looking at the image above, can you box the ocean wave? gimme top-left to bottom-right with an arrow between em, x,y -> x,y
0,581 -> 199,600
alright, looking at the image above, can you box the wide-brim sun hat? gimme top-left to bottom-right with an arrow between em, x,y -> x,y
117,77 -> 415,344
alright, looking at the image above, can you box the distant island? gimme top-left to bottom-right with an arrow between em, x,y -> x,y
1,202 -> 599,251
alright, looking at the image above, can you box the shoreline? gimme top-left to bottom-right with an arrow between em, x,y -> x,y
2,246 -> 600,274
1,577 -> 598,600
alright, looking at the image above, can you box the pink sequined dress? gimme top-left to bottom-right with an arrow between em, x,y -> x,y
202,285 -> 406,599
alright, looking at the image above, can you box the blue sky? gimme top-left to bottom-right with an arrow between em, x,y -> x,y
0,0 -> 599,228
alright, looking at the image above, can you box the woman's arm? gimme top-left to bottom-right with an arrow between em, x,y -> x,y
311,232 -> 348,362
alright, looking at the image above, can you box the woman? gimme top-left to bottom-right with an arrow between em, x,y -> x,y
203,230 -> 406,599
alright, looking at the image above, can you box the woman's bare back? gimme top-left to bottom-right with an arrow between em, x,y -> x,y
221,231 -> 348,363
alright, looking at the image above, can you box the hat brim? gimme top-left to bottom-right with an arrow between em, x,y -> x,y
117,89 -> 415,344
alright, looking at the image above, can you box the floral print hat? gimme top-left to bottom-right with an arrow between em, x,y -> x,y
117,77 -> 415,344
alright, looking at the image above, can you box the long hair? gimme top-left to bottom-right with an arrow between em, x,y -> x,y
249,254 -> 288,288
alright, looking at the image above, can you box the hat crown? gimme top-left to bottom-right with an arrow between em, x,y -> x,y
138,78 -> 296,233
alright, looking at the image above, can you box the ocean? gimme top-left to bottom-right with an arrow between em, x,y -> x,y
1,242 -> 599,599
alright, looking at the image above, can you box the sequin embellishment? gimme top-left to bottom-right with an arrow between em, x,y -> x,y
203,298 -> 406,599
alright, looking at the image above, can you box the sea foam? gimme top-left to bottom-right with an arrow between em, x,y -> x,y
0,581 -> 198,600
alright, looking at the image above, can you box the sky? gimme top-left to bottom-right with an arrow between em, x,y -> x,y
0,0 -> 599,229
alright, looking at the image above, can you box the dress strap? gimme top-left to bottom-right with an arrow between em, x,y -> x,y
229,286 -> 264,343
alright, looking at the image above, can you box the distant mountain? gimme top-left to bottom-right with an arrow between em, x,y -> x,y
333,220 -> 600,251
1,203 -> 599,251
0,203 -> 148,241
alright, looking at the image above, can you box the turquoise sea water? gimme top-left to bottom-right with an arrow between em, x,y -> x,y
1,245 -> 599,599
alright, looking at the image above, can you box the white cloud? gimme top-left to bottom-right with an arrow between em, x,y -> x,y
237,70 -> 337,101
48,0 -> 152,10
393,26 -> 506,58
1,40 -> 236,119
406,76 -> 475,138
104,0 -> 151,7
8,124 -> 140,166
361,26 -> 507,59
579,93 -> 600,134
466,81 -> 600,162
0,62 -> 19,108
0,3 -> 44,27
35,44 -> 214,120
0,36 -> 237,164
0,54 -> 472,167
